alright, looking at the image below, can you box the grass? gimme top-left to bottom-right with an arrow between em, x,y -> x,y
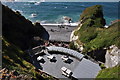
2,37 -> 56,80
96,65 -> 120,79
83,21 -> 120,52
2,37 -> 38,79
74,5 -> 120,53
80,5 -> 105,28
72,5 -> 120,79
2,4 -> 57,80
69,41 -> 78,50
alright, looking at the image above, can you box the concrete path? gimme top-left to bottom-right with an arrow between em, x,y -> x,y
47,46 -> 84,60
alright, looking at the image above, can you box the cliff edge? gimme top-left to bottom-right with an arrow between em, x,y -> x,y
2,4 -> 49,50
1,3 -> 55,80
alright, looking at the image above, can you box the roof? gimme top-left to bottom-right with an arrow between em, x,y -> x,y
72,58 -> 101,78
66,69 -> 72,74
61,67 -> 72,75
61,67 -> 67,71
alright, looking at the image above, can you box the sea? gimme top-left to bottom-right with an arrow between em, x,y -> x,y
2,2 -> 119,25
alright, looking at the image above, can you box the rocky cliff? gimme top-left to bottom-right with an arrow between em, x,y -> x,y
80,5 -> 106,28
105,45 -> 120,68
2,4 -> 49,50
2,38 -> 56,80
2,38 -> 42,79
96,45 -> 120,79
1,3 -> 56,80
70,5 -> 120,79
70,5 -> 120,62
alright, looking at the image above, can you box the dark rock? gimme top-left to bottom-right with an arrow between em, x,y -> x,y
87,48 -> 106,63
2,4 -> 49,50
12,70 -> 19,76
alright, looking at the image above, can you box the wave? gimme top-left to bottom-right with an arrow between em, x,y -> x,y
55,15 -> 73,23
41,22 -> 79,27
11,8 -> 23,14
34,2 -> 41,5
29,13 -> 37,18
16,10 -> 23,13
65,7 -> 68,8
40,20 -> 47,24
4,2 -> 117,25
24,3 -> 30,6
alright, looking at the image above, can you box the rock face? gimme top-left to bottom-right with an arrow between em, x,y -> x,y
70,5 -> 106,52
70,5 -> 120,63
1,3 -> 54,80
2,4 -> 49,50
105,45 -> 120,68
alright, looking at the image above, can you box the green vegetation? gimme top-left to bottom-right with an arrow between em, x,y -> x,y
69,41 -> 78,50
80,5 -> 106,28
74,5 -> 120,53
2,4 -> 55,80
2,38 -> 56,80
2,38 -> 39,79
96,65 -> 120,79
73,5 -> 120,79
77,20 -> 120,53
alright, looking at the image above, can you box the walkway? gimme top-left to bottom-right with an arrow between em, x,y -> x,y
47,46 -> 84,60
73,58 -> 101,78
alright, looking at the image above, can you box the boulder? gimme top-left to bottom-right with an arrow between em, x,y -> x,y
105,45 -> 120,68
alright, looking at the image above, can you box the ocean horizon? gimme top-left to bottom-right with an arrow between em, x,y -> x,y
2,2 -> 118,25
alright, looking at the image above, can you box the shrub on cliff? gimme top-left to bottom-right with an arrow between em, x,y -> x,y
2,38 -> 40,79
2,38 -> 56,80
96,65 -> 120,79
74,5 -> 120,53
80,5 -> 106,28
2,3 -> 54,80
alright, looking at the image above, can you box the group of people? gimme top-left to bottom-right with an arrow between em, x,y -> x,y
44,41 -> 69,48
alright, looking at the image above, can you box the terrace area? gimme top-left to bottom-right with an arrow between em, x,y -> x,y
29,46 -> 101,79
